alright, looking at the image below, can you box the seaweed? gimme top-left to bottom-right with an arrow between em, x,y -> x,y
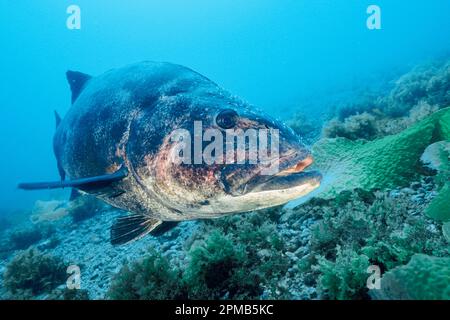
8,227 -> 43,250
313,246 -> 370,300
108,208 -> 290,300
323,112 -> 379,141
385,61 -> 450,117
191,210 -> 291,299
107,247 -> 185,300
293,187 -> 448,299
184,230 -> 261,299
324,60 -> 450,141
3,249 -> 66,299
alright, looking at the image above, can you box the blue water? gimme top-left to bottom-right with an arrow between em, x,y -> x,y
0,0 -> 449,214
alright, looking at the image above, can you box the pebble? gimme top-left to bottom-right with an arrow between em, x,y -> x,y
411,194 -> 424,204
401,188 -> 415,195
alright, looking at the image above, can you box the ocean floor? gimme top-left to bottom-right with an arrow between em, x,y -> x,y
0,208 -> 198,299
0,177 -> 444,300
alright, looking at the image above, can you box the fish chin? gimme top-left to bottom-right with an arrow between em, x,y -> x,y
189,171 -> 321,218
233,171 -> 322,210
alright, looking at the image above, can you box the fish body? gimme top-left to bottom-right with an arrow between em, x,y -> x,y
21,61 -> 321,244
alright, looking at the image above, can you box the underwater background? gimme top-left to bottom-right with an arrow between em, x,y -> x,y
0,0 -> 449,300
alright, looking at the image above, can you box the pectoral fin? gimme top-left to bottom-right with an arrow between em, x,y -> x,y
110,214 -> 162,245
110,214 -> 180,245
18,166 -> 128,191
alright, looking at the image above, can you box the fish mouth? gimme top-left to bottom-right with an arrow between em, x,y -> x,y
279,153 -> 315,174
243,154 -> 322,194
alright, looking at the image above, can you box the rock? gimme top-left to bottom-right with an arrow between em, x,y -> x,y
401,188 -> 414,195
389,190 -> 402,198
258,249 -> 271,259
418,187 -> 427,194
420,141 -> 450,171
285,251 -> 298,262
411,194 -> 424,204
90,273 -> 99,280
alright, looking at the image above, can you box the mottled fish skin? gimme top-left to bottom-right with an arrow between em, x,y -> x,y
54,61 -> 318,222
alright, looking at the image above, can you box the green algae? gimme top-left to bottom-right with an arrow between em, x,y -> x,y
312,107 -> 450,199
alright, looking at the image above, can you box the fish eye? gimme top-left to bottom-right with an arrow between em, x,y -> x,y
215,109 -> 238,129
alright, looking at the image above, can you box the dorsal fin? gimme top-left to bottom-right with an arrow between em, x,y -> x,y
66,70 -> 92,104
54,110 -> 62,128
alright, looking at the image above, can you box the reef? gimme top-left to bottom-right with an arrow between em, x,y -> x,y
108,209 -> 289,299
106,178 -> 448,300
0,170 -> 447,300
294,184 -> 448,299
0,59 -> 449,300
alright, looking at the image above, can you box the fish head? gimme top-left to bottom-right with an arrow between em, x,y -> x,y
200,103 -> 322,216
132,93 -> 321,218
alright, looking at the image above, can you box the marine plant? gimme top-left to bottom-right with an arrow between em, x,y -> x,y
384,60 -> 450,117
108,209 -> 290,300
107,247 -> 185,300
187,209 -> 291,299
335,95 -> 382,121
8,227 -> 43,250
314,246 -> 370,300
322,112 -> 379,141
293,186 -> 448,299
3,249 -> 66,299
44,285 -> 90,300
324,60 -> 450,140
183,230 -> 257,299
312,107 -> 450,199
30,200 -> 68,224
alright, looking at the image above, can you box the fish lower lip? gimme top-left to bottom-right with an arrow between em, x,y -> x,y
248,170 -> 322,193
